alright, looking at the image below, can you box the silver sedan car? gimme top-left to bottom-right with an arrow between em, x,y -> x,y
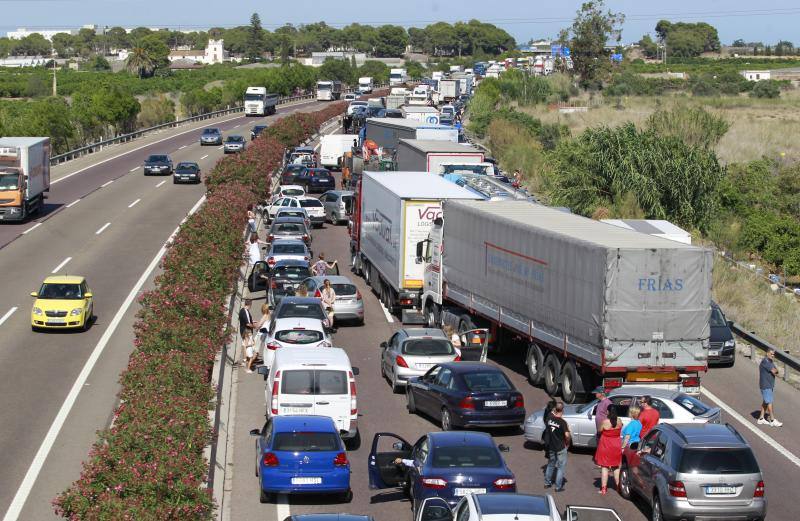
380,328 -> 460,393
524,387 -> 721,448
300,275 -> 364,325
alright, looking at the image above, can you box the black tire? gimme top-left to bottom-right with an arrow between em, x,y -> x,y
543,354 -> 561,396
345,431 -> 361,450
441,408 -> 455,431
355,317 -> 364,326
338,489 -> 353,503
82,313 -> 92,332
173,178 -> 178,184
406,387 -> 417,413
259,489 -> 272,504
561,359 -> 579,404
391,371 -> 402,394
619,462 -> 632,500
364,262 -> 372,288
425,303 -> 441,328
526,343 -> 545,385
651,493 -> 666,521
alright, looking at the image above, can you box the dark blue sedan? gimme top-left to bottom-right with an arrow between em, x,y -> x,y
296,168 -> 336,194
367,431 -> 515,511
250,415 -> 351,503
405,362 -> 525,430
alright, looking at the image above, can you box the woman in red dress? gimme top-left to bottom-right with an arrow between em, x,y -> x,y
594,406 -> 622,494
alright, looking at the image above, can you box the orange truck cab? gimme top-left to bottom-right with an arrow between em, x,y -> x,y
0,137 -> 50,222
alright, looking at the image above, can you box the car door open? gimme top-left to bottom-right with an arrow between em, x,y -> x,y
368,432 -> 412,489
416,497 -> 453,521
565,505 -> 622,521
248,261 -> 269,292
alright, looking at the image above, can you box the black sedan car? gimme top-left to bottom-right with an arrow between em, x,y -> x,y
295,168 -> 336,194
172,162 -> 201,184
143,154 -> 173,175
251,124 -> 268,141
280,164 -> 307,185
265,259 -> 312,307
709,301 -> 736,367
406,362 -> 525,431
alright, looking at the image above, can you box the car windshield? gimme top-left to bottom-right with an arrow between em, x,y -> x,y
431,446 -> 501,468
282,189 -> 304,197
674,394 -> 710,416
462,372 -> 512,392
272,243 -> 306,254
273,266 -> 311,280
147,155 -> 168,162
402,339 -> 454,356
227,136 -> 244,143
710,307 -> 727,327
300,200 -> 323,208
202,129 -> 219,135
281,370 -> 347,395
38,283 -> 83,299
330,283 -> 356,296
441,165 -> 490,175
272,432 -> 339,452
275,329 -> 323,344
177,163 -> 198,171
0,172 -> 20,190
276,303 -> 325,320
273,223 -> 304,234
678,448 -> 760,474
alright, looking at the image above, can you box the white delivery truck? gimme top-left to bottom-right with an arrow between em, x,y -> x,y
400,106 -> 440,124
439,79 -> 461,102
320,134 -> 359,170
364,119 -> 459,150
395,139 -> 484,173
352,172 -> 481,319
358,76 -> 374,94
316,80 -> 342,101
0,137 -> 50,221
389,68 -> 408,86
244,86 -> 278,116
407,85 -> 432,106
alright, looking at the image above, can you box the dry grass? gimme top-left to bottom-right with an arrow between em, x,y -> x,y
713,257 -> 800,355
520,91 -> 800,165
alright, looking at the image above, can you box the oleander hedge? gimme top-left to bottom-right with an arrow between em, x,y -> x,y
54,100 -> 348,520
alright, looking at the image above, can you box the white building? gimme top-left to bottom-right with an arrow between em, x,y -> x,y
7,28 -> 68,41
741,70 -> 771,82
167,39 -> 228,65
304,51 -> 367,68
0,56 -> 48,67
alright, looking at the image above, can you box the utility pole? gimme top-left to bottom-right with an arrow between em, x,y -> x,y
51,47 -> 57,97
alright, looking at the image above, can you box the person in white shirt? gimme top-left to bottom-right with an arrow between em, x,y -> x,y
320,279 -> 337,326
246,233 -> 268,266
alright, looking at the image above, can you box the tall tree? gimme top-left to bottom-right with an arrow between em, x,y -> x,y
569,1 -> 625,89
125,45 -> 156,78
246,12 -> 265,61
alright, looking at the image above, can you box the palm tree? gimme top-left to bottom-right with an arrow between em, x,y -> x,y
126,45 -> 155,79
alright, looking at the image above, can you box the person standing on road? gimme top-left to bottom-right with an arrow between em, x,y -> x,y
255,303 -> 271,362
593,387 -> 613,436
238,300 -> 255,365
638,396 -> 660,437
758,348 -> 782,427
247,204 -> 257,235
320,279 -> 337,328
543,401 -> 570,492
595,407 -> 623,495
312,253 -> 337,277
243,330 -> 256,373
621,405 -> 642,448
246,233 -> 268,267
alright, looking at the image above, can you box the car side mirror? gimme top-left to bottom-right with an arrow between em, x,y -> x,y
257,366 -> 269,376
380,341 -> 388,348
84,292 -> 93,298
249,428 -> 261,436
498,444 -> 510,453
727,320 -> 733,328
352,367 -> 360,376
30,291 -> 38,297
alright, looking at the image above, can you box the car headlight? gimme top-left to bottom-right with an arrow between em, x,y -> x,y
724,339 -> 735,348
33,307 -> 43,315
71,308 -> 83,315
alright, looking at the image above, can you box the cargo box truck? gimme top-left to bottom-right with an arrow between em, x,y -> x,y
350,172 -> 481,317
320,134 -> 359,169
395,139 -> 484,173
0,137 -> 50,222
439,79 -> 461,102
244,86 -> 278,116
364,119 -> 458,151
416,200 -> 712,402
358,76 -> 374,94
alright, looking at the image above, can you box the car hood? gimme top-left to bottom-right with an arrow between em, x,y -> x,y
34,298 -> 85,311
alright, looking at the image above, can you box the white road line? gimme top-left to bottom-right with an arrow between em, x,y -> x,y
314,143 -> 321,151
21,223 -> 42,234
233,124 -> 241,128
51,257 -> 72,274
129,167 -> 138,172
1,194 -> 206,521
701,388 -> 800,469
0,307 -> 18,327
179,145 -> 187,150
380,302 -> 395,323
217,146 -> 224,150
155,180 -> 166,188
65,199 -> 81,208
128,198 -> 141,208
200,154 -> 209,160
100,180 -> 113,188
275,494 -> 290,519
95,222 -> 111,235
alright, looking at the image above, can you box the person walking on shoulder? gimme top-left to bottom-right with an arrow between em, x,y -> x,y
543,402 -> 570,492
595,406 -> 623,495
758,348 -> 782,427
638,396 -> 660,437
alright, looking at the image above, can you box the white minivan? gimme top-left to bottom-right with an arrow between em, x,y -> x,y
259,347 -> 360,448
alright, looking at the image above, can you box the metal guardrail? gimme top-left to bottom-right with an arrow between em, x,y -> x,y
49,93 -> 316,165
731,322 -> 800,382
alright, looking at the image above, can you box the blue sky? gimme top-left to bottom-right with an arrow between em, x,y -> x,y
1,0 -> 799,44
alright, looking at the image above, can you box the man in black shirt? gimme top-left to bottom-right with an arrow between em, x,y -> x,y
543,401 -> 570,492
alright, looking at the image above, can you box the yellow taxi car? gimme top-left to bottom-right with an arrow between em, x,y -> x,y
30,275 -> 94,331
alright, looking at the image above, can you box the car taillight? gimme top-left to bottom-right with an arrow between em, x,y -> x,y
302,234 -> 309,241
458,397 -> 475,410
602,377 -> 623,390
493,478 -> 515,490
270,375 -> 280,415
270,280 -> 278,289
356,290 -> 362,301
421,478 -> 447,489
304,256 -> 310,261
513,394 -> 524,408
267,342 -> 281,351
682,376 -> 700,387
267,257 -> 276,266
395,355 -> 409,368
267,234 -> 274,242
349,374 -> 357,415
262,452 -> 279,466
754,480 -> 765,498
668,481 -> 687,498
314,290 -> 321,298
454,355 -> 461,362
334,452 -> 349,466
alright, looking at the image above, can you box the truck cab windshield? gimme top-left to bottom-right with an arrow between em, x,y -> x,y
441,165 -> 490,176
0,172 -> 21,190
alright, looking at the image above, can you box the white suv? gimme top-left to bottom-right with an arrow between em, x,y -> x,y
261,317 -> 331,368
297,196 -> 326,228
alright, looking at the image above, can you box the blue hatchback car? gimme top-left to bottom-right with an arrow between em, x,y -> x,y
368,431 -> 515,511
250,415 -> 352,503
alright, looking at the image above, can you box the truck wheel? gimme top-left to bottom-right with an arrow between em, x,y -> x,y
543,354 -> 561,396
561,360 -> 579,404
425,303 -> 441,328
364,261 -> 372,288
526,344 -> 545,385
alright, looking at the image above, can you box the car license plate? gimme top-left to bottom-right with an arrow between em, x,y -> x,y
709,350 -> 719,356
286,407 -> 311,414
416,363 -> 434,370
454,488 -> 486,496
48,318 -> 66,324
485,400 -> 507,407
705,486 -> 736,495
291,477 -> 322,485
683,386 -> 700,395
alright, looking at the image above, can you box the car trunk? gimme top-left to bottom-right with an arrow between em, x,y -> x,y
402,354 -> 456,372
437,467 -> 505,497
464,391 -> 519,411
278,369 -> 351,433
682,472 -> 762,507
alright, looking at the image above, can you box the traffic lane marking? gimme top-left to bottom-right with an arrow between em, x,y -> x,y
156,180 -> 166,188
22,223 -> 42,235
65,199 -> 81,208
0,194 -> 207,521
701,387 -> 800,468
95,223 -> 111,235
0,307 -> 18,327
100,180 -> 113,188
51,257 -> 72,274
128,199 -> 141,208
379,301 -> 394,323
179,145 -> 187,150
129,167 -> 138,172
200,154 -> 209,160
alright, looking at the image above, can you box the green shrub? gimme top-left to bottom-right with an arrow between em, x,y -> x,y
750,79 -> 781,98
647,105 -> 729,149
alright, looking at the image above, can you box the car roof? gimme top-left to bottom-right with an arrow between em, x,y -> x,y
660,423 -> 749,448
270,238 -> 307,245
439,361 -> 503,374
274,346 -> 351,367
274,317 -> 325,330
272,415 -> 337,433
253,124 -> 268,129
272,259 -> 309,267
305,168 -> 330,173
273,216 -> 307,223
203,128 -> 220,132
226,135 -> 244,140
609,386 -> 680,400
429,430 -> 494,447
278,297 -> 323,305
305,275 -> 355,285
474,493 -> 551,517
293,146 -> 315,153
400,328 -> 447,339
280,184 -> 305,190
43,275 -> 85,284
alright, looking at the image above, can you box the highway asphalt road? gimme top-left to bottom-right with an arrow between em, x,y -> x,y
0,99 -> 331,521
228,175 -> 800,521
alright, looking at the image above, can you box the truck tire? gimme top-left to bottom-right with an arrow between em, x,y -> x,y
560,360 -> 579,404
543,354 -> 561,396
363,261 -> 372,288
526,344 -> 545,385
425,302 -> 441,328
